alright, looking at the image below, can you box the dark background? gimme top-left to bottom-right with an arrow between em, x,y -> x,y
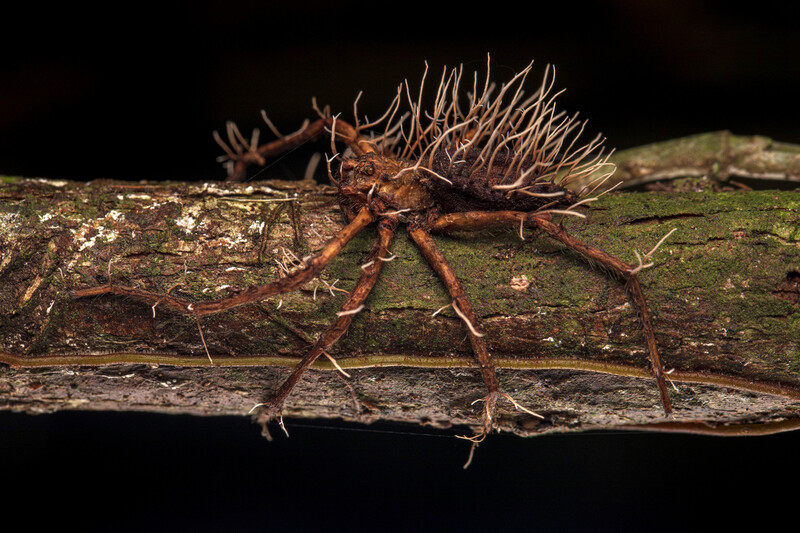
2,1 -> 799,530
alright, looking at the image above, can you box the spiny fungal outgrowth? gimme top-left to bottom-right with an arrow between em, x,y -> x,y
351,58 -> 613,199
216,56 -> 615,204
75,56 -> 675,465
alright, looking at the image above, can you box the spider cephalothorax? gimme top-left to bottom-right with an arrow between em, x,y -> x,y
337,152 -> 436,215
74,57 -> 674,452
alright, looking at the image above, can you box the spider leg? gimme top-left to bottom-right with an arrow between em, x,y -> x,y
429,210 -> 673,416
252,216 -> 399,427
71,206 -> 376,317
528,215 -> 672,415
407,226 -> 500,437
216,116 -> 375,182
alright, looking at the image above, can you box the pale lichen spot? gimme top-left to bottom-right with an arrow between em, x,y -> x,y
78,225 -> 118,251
20,275 -> 43,305
249,220 -> 266,234
214,234 -> 248,249
0,212 -> 21,231
32,178 -> 68,187
66,398 -> 89,407
175,215 -> 196,232
510,274 -> 530,291
144,200 -> 167,210
0,252 -> 12,274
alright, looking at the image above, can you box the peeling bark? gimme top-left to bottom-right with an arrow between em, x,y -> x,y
1,135 -> 799,437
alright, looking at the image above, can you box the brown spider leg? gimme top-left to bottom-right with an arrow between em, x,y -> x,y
430,210 -> 673,416
528,215 -> 672,415
406,226 -> 500,436
222,117 -> 375,181
253,216 -> 399,426
72,206 -> 376,317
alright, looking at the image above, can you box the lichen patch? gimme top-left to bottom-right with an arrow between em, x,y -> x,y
510,275 -> 530,291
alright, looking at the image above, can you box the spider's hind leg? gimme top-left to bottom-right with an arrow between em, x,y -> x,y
529,215 -> 673,415
407,226 -> 502,438
252,216 -> 399,432
428,210 -> 674,417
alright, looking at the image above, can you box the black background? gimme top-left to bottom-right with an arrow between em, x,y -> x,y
2,1 -> 799,531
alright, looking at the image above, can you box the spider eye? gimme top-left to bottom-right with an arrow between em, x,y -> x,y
360,162 -> 375,176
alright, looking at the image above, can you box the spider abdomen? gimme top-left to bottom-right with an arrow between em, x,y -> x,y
426,148 -> 579,214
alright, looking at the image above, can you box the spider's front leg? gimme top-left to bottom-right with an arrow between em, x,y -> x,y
214,116 -> 374,182
252,215 -> 399,429
430,210 -> 674,416
407,226 -> 501,437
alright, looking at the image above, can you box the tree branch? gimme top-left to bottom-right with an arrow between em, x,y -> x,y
1,133 -> 799,437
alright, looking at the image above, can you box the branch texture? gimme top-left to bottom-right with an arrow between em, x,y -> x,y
1,135 -> 799,437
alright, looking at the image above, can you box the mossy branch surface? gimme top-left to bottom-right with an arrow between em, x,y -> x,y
1,133 -> 799,437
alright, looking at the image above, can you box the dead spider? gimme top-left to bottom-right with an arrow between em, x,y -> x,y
74,56 -> 674,443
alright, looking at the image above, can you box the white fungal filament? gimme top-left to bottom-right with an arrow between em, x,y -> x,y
431,303 -> 451,317
338,54 -> 614,200
323,350 -> 351,378
336,305 -> 364,317
629,228 -> 677,275
451,301 -> 484,337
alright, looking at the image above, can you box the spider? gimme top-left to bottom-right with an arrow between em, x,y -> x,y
74,57 -> 674,441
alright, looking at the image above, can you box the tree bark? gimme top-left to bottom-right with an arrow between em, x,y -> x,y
1,132 -> 799,437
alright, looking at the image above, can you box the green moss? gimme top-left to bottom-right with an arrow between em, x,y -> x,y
772,222 -> 800,242
136,254 -> 169,278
